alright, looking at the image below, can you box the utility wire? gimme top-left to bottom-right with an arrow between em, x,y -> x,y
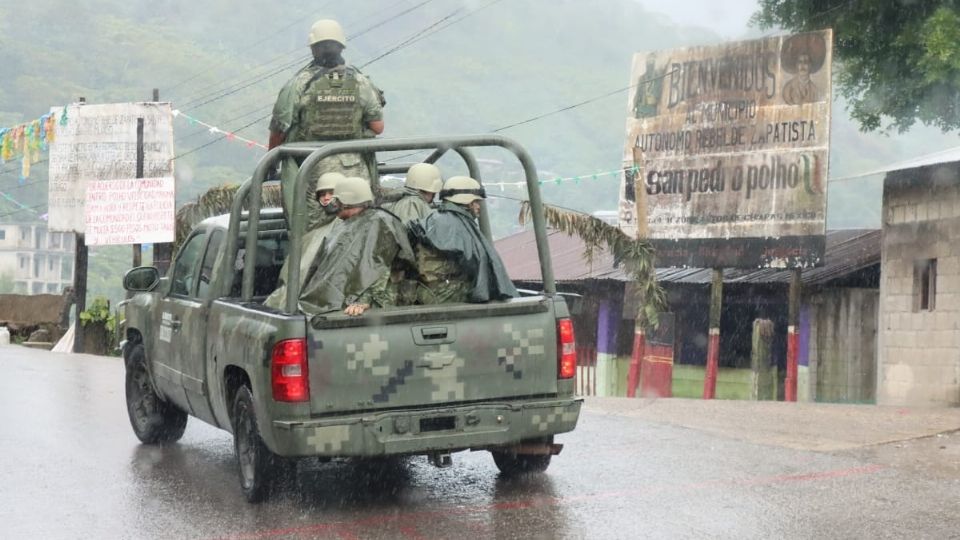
491,69 -> 678,133
170,0 -> 394,103
362,0 -> 505,68
182,57 -> 308,110
0,203 -> 46,219
383,66 -> 679,164
176,48 -> 308,109
166,0 -> 340,95
173,100 -> 276,145
172,114 -> 270,161
350,0 -> 435,42
176,0 -> 433,111
359,7 -> 465,68
172,1 -> 495,159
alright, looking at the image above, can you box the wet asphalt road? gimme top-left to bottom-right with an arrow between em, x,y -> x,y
1,347 -> 958,539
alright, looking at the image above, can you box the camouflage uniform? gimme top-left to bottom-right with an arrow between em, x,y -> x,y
415,243 -> 472,304
385,187 -> 435,224
270,63 -> 383,229
263,215 -> 340,310
409,201 -> 518,305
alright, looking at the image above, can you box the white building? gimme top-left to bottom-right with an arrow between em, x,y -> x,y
0,220 -> 75,295
878,152 -> 960,406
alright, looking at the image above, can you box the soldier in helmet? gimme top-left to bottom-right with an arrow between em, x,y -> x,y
409,176 -> 519,304
264,172 -> 345,309
269,19 -> 386,230
386,163 -> 442,223
299,176 -> 415,316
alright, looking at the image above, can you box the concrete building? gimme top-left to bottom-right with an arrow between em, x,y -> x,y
497,228 -> 880,402
0,219 -> 75,295
878,156 -> 960,407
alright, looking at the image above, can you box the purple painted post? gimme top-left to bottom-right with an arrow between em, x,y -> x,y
799,305 -> 811,368
596,296 -> 622,396
798,304 -> 812,401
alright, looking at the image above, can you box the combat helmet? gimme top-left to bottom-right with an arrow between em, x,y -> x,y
441,176 -> 486,205
309,19 -> 346,47
316,171 -> 346,192
405,163 -> 442,193
334,177 -> 373,206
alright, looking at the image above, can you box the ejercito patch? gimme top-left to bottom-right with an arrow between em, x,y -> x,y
316,95 -> 357,103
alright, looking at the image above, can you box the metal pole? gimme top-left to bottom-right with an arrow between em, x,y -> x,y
627,322 -> 645,398
277,135 -> 557,310
242,147 -> 311,302
452,147 -> 493,241
72,97 -> 87,353
703,268 -> 723,399
785,268 -> 802,401
132,116 -> 144,272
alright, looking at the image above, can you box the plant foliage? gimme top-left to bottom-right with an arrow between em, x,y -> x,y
518,201 -> 665,327
79,296 -> 115,332
174,183 -> 283,250
753,1 -> 960,132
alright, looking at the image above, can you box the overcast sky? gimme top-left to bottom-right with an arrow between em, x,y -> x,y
634,0 -> 760,38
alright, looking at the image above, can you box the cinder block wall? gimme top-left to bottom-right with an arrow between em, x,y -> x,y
879,169 -> 960,406
809,289 -> 878,403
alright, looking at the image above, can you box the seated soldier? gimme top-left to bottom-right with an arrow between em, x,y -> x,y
385,163 -> 442,223
264,172 -> 344,309
408,176 -> 519,304
299,176 -> 415,316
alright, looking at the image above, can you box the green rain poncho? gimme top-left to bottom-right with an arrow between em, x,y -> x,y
385,187 -> 434,224
263,214 -> 340,310
299,208 -> 415,314
408,202 -> 519,303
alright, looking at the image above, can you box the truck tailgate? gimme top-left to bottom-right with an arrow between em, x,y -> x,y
306,297 -> 559,414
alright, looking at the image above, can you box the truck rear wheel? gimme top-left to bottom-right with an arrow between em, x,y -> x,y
125,344 -> 188,444
491,450 -> 552,475
232,386 -> 292,503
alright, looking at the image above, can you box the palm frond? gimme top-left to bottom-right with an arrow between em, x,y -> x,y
174,183 -> 283,250
519,201 -> 665,327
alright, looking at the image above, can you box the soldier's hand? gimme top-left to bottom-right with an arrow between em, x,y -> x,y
344,303 -> 371,316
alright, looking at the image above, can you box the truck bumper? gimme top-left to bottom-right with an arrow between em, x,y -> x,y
267,398 -> 582,457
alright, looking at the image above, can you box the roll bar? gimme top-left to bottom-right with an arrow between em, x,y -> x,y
223,135 -> 555,313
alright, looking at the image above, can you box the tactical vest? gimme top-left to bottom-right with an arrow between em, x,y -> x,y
292,67 -> 364,141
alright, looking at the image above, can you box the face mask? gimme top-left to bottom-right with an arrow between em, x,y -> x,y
321,199 -> 341,215
317,52 -> 343,68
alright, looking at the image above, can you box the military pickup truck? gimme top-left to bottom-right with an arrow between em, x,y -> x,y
120,135 -> 581,502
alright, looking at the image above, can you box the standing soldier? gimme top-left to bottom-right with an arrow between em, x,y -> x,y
386,163 -> 442,223
409,176 -> 518,304
269,19 -> 385,229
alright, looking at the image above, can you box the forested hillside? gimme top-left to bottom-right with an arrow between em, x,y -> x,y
2,0 -> 957,305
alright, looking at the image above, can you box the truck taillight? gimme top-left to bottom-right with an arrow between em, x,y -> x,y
557,318 -> 576,379
271,338 -> 309,402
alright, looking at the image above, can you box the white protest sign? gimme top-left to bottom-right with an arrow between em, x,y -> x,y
84,177 -> 175,245
48,102 -> 175,243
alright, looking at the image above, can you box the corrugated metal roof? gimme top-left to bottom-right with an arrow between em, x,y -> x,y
496,229 -> 880,286
832,145 -> 960,182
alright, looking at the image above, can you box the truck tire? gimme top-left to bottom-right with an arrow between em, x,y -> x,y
491,451 -> 551,475
125,344 -> 188,444
232,386 -> 292,503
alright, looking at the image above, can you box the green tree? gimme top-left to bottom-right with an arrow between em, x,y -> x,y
0,271 -> 13,294
754,1 -> 960,132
